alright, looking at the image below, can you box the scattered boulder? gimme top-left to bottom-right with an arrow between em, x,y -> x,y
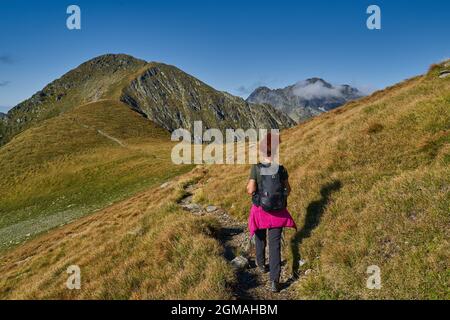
206,205 -> 217,213
160,181 -> 171,189
231,255 -> 249,270
242,238 -> 251,254
439,70 -> 450,78
304,269 -> 313,275
241,235 -> 255,254
183,203 -> 202,212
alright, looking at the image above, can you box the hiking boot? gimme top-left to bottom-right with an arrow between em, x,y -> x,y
270,281 -> 280,293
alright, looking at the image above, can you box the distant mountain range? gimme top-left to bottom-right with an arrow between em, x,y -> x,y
0,54 -> 294,145
247,78 -> 364,122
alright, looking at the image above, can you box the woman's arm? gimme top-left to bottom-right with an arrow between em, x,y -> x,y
247,179 -> 257,195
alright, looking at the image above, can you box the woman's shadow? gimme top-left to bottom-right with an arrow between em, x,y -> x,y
290,180 -> 342,279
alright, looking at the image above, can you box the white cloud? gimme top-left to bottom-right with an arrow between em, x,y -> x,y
292,80 -> 344,99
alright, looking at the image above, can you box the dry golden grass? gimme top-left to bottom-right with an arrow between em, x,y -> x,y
1,61 -> 448,300
0,168 -> 234,299
196,61 -> 450,299
0,100 -> 192,250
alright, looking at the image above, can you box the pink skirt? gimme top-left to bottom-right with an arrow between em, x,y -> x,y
248,204 -> 297,237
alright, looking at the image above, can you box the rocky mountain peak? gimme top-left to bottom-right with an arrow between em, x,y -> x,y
252,86 -> 272,93
120,62 -> 295,132
302,77 -> 332,88
77,54 -> 147,71
247,78 -> 364,123
1,54 -> 295,146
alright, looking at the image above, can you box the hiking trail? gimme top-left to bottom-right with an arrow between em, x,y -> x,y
178,179 -> 298,300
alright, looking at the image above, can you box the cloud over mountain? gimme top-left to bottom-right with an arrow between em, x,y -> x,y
247,78 -> 364,122
292,80 -> 346,99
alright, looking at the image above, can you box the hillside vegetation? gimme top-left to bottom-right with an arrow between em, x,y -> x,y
194,61 -> 450,299
1,54 -> 293,147
0,53 -> 293,251
0,168 -> 233,299
0,60 -> 448,300
1,55 -> 148,145
0,100 -> 191,250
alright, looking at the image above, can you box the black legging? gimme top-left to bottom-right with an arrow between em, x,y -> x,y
254,228 -> 282,282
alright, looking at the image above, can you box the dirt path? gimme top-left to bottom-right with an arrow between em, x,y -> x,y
178,181 -> 297,300
73,120 -> 127,147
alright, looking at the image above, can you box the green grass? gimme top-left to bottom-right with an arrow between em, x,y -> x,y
197,60 -> 450,299
0,170 -> 234,299
0,60 -> 448,300
0,100 -> 193,250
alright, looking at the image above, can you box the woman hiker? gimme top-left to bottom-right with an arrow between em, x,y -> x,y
246,133 -> 297,292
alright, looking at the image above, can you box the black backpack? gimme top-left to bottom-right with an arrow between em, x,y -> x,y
252,163 -> 288,212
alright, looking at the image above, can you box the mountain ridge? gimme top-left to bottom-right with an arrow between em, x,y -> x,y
0,54 -> 295,146
120,61 -> 295,132
0,54 -> 148,145
247,78 -> 364,122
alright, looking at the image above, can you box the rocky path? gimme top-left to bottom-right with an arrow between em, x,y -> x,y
72,120 -> 126,148
178,182 -> 297,300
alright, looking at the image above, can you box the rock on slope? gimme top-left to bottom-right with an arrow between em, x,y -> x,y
0,54 -> 294,146
247,78 -> 363,122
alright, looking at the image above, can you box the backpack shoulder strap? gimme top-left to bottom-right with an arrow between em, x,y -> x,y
255,163 -> 262,191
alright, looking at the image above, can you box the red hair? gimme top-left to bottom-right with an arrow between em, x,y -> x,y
259,132 -> 280,157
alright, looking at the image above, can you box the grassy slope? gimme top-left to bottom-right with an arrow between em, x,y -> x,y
0,61 -> 448,300
0,55 -> 236,299
0,100 -> 192,250
1,55 -> 147,146
195,62 -> 450,299
0,168 -> 233,299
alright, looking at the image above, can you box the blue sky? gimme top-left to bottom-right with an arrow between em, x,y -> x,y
0,0 -> 449,113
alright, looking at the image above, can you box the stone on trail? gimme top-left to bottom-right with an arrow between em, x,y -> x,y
231,255 -> 249,270
241,236 -> 253,254
184,203 -> 202,212
206,205 -> 217,213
